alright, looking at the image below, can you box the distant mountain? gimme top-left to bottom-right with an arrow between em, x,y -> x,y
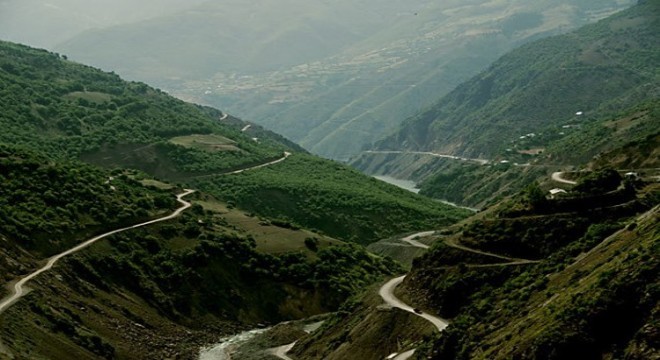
367,0 -> 658,159
351,0 -> 659,207
55,0 -> 421,78
53,0 -> 636,160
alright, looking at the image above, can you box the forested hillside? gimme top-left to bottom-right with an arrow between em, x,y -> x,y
0,40 -> 287,173
289,161 -> 659,360
0,148 -> 400,358
195,154 -> 469,245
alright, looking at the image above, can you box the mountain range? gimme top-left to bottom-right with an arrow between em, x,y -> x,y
50,0 -> 636,160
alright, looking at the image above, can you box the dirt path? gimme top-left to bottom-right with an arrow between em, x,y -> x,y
443,238 -> 539,263
191,152 -> 291,179
364,150 -> 489,165
379,275 -> 449,332
0,190 -> 195,314
551,171 -> 577,185
400,231 -> 435,249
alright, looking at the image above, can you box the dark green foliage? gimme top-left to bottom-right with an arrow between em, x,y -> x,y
411,184 -> 656,359
523,182 -> 548,210
195,154 -> 470,245
0,145 -> 174,256
304,237 -> 320,252
574,169 -> 622,195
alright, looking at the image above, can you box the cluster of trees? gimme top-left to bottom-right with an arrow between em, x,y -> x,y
0,145 -> 176,256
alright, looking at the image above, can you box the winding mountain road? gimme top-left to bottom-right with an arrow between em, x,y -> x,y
0,190 -> 196,314
225,152 -> 291,174
400,231 -> 435,249
191,151 -> 292,180
364,150 -> 489,165
378,230 -> 541,360
379,275 -> 449,332
551,171 -> 577,185
443,238 -> 539,263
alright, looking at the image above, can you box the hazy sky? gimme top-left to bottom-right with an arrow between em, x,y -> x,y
0,0 -> 208,48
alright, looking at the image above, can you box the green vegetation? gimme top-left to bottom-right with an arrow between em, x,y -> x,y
194,154 -> 470,245
354,1 -> 659,209
416,160 -> 546,208
0,145 -> 175,258
0,38 -> 462,359
73,210 -> 400,323
404,176 -> 658,359
416,206 -> 658,360
0,146 -> 402,359
0,39 -> 465,244
0,40 -> 287,177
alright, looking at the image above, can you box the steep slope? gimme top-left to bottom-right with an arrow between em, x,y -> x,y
287,157 -> 658,359
0,40 -> 467,242
0,145 -> 178,286
0,147 -> 401,359
367,0 -> 658,159
413,205 -> 658,359
194,154 -> 469,245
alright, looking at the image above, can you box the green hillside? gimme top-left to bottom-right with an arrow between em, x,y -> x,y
0,40 -> 465,241
194,154 -> 470,245
370,0 -> 658,159
352,1 -> 659,208
0,146 -> 401,358
0,39 -> 471,358
287,161 -> 658,360
0,41 -> 290,176
411,202 -> 658,359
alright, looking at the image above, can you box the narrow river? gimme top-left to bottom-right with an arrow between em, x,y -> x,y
374,175 -> 420,193
198,328 -> 269,360
374,175 -> 478,212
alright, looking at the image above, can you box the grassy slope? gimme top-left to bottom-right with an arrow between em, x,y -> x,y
194,153 -> 471,245
418,205 -> 658,360
0,40 -> 288,177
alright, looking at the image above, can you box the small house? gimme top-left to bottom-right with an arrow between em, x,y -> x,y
549,188 -> 567,199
